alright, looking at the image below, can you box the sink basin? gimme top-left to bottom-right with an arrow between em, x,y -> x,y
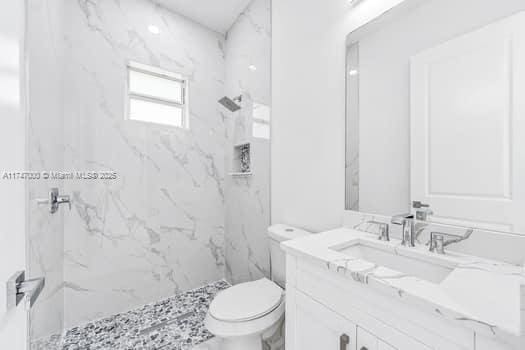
332,240 -> 455,284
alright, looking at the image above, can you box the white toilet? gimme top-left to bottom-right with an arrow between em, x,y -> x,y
204,224 -> 309,350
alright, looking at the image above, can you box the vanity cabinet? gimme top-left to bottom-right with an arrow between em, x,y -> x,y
288,287 -> 433,350
286,255 -> 476,350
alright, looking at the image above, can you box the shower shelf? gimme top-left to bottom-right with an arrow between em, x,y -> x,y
229,172 -> 253,177
231,143 -> 251,176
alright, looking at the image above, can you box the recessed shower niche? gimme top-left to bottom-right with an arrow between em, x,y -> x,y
230,143 -> 252,176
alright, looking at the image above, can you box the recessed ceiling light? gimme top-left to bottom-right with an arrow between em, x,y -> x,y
148,25 -> 160,34
248,65 -> 257,71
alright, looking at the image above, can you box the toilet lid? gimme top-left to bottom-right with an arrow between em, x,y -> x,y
209,278 -> 283,322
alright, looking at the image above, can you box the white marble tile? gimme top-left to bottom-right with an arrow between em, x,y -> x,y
58,0 -> 227,329
26,0 -> 66,340
223,0 -> 272,284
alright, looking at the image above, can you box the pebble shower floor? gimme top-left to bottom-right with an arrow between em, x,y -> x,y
31,280 -> 230,350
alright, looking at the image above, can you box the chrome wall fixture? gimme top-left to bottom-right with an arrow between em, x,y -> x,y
36,187 -> 71,214
6,271 -> 45,309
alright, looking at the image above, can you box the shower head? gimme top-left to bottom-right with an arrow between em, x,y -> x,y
218,95 -> 242,112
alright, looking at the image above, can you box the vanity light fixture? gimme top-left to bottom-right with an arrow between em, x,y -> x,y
248,64 -> 257,71
148,25 -> 160,34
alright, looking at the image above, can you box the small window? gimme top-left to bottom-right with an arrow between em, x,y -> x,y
252,102 -> 270,139
127,61 -> 189,128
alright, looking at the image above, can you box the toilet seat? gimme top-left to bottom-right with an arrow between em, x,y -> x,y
209,278 -> 283,322
205,279 -> 285,338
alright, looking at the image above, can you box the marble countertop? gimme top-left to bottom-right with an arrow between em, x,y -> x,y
281,227 -> 525,341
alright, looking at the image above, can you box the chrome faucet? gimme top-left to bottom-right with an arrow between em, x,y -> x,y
391,214 -> 415,247
366,221 -> 389,241
429,229 -> 474,254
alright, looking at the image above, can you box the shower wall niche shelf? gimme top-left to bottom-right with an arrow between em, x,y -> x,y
229,172 -> 253,177
230,142 -> 251,176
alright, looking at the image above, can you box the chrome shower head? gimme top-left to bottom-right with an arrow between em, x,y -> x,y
218,95 -> 242,112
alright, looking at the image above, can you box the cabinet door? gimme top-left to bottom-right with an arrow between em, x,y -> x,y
357,327 -> 378,350
292,291 -> 356,350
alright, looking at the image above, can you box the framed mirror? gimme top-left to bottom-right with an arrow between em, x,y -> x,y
345,0 -> 525,234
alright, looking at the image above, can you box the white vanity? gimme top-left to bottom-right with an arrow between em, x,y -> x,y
282,225 -> 525,350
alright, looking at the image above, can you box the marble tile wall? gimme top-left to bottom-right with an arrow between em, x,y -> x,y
223,0 -> 272,284
60,0 -> 227,330
27,0 -> 272,338
26,0 -> 66,340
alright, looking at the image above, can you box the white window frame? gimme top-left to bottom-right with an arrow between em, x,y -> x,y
126,61 -> 190,129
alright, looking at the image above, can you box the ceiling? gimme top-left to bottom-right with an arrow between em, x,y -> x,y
155,0 -> 252,34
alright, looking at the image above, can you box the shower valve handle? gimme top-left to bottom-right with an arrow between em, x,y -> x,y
36,188 -> 71,214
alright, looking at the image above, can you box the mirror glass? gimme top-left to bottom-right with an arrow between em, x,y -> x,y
345,0 -> 525,234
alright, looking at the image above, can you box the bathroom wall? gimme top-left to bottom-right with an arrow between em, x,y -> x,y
0,1 -> 29,348
223,0 -> 272,284
60,0 -> 227,328
356,0 -> 525,217
271,0 -> 405,232
26,0 -> 65,339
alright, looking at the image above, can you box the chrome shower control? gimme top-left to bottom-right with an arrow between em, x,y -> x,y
36,188 -> 71,214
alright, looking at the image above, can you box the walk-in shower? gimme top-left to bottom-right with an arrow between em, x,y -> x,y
20,0 -> 272,349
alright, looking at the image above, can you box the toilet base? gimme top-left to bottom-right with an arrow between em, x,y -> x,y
220,334 -> 262,350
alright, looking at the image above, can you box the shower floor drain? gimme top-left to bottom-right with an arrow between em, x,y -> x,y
139,311 -> 194,335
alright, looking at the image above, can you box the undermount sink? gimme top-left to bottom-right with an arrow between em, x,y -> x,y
332,239 -> 455,284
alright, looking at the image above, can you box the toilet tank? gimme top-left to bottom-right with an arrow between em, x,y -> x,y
268,224 -> 310,288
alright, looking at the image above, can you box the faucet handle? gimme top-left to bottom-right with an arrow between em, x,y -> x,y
377,223 -> 389,241
428,230 -> 473,254
366,221 -> 389,241
429,232 -> 445,253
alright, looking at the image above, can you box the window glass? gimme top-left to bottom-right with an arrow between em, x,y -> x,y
129,69 -> 183,104
129,97 -> 184,127
126,62 -> 188,128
